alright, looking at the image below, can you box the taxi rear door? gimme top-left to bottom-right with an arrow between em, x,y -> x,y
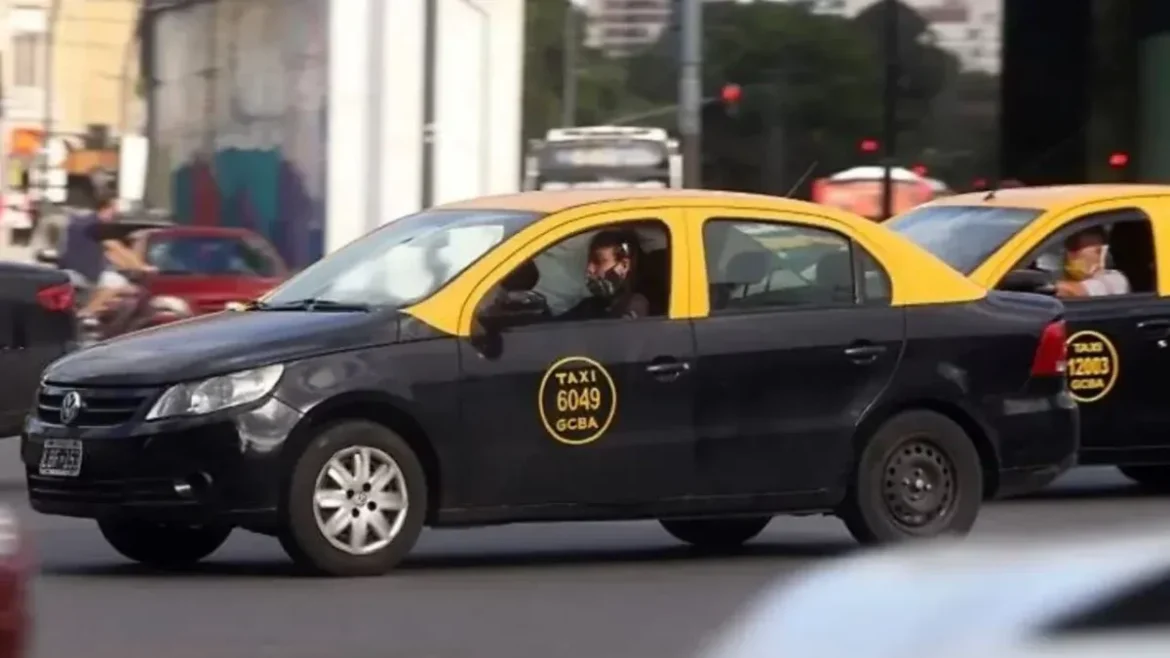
684,208 -> 905,498
990,197 -> 1170,462
453,208 -> 698,508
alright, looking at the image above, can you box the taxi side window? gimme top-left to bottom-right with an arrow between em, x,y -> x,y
858,249 -> 893,305
477,219 -> 672,327
1018,210 -> 1156,297
703,219 -> 861,312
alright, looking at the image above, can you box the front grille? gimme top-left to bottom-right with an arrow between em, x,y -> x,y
36,384 -> 156,427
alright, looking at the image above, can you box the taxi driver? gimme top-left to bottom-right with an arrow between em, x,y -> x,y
562,230 -> 650,320
1054,227 -> 1131,298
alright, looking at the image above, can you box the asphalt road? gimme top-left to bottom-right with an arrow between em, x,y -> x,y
10,466 -> 1167,658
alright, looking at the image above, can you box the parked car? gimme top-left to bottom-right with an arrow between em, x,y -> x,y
23,189 -> 1076,577
701,530 -> 1170,658
0,261 -> 76,436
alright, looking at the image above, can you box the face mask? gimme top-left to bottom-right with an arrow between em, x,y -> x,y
1065,246 -> 1106,281
587,266 -> 625,298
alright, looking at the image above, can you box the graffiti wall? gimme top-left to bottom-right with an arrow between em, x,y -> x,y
147,0 -> 328,267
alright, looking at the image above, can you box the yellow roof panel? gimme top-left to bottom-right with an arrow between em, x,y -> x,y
926,184 -> 1170,213
435,188 -> 826,214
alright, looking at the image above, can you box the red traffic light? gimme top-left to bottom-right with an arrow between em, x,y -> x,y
721,83 -> 742,104
1108,151 -> 1129,167
859,138 -> 879,153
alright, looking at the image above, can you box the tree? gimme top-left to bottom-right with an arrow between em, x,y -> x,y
521,0 -> 657,139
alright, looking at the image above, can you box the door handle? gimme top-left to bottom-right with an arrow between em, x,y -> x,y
844,343 -> 887,363
646,360 -> 690,380
1137,319 -> 1170,334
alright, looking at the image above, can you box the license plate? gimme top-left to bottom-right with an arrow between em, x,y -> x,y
39,439 -> 83,477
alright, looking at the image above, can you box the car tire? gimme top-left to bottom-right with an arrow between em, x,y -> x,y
838,410 -> 983,544
279,420 -> 427,577
1118,465 -> 1170,492
659,517 -> 770,550
97,519 -> 232,568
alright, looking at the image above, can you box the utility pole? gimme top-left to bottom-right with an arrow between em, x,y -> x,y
880,0 -> 899,219
678,0 -> 702,188
562,1 -> 577,127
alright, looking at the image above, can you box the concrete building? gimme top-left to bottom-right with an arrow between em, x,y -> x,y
140,0 -> 524,268
0,0 -> 140,188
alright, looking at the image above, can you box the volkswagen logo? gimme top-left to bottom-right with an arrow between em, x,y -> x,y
60,391 -> 83,425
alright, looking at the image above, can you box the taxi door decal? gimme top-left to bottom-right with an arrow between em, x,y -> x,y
538,356 -> 618,445
1066,330 -> 1119,403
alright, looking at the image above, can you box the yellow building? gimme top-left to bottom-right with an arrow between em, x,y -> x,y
1,0 -> 141,189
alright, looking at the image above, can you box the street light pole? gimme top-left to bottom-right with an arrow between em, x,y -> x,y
678,0 -> 702,188
562,1 -> 577,127
880,0 -> 899,219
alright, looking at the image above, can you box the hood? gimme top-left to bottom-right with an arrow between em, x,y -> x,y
45,309 -> 399,387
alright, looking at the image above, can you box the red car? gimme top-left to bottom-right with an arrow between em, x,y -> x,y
128,225 -> 289,321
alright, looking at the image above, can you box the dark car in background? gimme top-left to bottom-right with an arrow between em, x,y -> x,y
0,261 -> 76,436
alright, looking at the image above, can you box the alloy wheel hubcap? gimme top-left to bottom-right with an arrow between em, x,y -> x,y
312,445 -> 408,555
882,439 -> 955,530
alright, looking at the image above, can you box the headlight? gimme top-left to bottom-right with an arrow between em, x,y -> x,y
146,364 -> 284,420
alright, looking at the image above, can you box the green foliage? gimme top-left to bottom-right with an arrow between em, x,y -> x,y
522,0 -> 1000,193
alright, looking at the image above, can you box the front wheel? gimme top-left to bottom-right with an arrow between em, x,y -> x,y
660,517 -> 771,550
97,519 -> 232,569
1118,465 -> 1170,492
838,410 -> 983,544
279,420 -> 427,577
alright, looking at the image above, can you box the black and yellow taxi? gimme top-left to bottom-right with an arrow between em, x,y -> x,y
887,184 -> 1170,489
23,189 -> 1076,577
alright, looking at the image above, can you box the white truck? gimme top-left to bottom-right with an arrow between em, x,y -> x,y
523,125 -> 682,191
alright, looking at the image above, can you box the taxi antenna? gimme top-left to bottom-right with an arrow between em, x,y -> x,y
785,161 -> 819,198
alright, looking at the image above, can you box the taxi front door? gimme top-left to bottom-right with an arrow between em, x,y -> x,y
455,215 -> 697,509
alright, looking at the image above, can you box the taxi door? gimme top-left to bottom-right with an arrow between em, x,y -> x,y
454,209 -> 697,507
684,209 -> 904,497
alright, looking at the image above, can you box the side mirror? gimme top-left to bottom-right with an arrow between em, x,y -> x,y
34,248 -> 58,265
478,291 -> 550,331
999,269 -> 1056,295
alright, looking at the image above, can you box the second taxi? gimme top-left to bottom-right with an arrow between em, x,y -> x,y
887,184 -> 1170,489
22,189 -> 1077,577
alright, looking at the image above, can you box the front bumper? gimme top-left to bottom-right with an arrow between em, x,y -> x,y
22,390 -> 303,526
992,390 -> 1080,499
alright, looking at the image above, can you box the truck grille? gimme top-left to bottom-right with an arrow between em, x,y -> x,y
36,384 -> 156,427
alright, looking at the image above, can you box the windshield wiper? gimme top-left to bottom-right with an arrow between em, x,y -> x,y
255,298 -> 371,312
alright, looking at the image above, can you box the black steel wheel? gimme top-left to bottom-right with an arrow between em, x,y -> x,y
98,519 -> 232,569
838,410 -> 983,544
659,516 -> 770,551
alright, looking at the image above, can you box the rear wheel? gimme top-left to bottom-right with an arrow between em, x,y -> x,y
97,519 -> 231,569
838,410 -> 983,544
659,517 -> 770,550
1118,465 -> 1170,492
279,420 -> 427,577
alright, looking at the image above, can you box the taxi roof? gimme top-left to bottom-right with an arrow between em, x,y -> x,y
926,184 -> 1170,213
435,188 -> 831,215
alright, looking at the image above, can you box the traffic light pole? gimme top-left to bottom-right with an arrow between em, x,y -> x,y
678,0 -> 702,188
880,0 -> 899,219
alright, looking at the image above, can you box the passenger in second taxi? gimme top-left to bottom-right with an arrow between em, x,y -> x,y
1055,227 -> 1131,298
562,230 -> 650,320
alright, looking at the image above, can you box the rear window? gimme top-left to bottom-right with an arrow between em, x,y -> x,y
146,234 -> 284,277
886,205 -> 1042,275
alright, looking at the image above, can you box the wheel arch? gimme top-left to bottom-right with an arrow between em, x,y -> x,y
853,398 -> 1002,499
279,391 -> 444,522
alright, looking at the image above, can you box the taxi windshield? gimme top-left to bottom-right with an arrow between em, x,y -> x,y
263,209 -> 541,308
886,205 -> 1042,275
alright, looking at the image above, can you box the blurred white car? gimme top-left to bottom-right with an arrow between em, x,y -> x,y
702,532 -> 1170,658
